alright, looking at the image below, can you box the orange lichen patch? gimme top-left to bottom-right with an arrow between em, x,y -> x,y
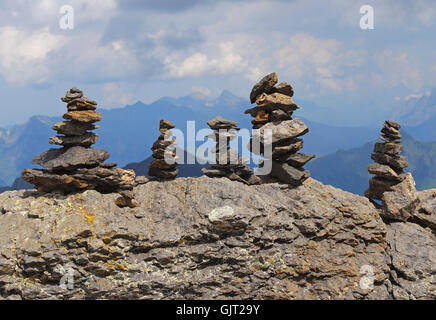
252,110 -> 269,124
84,213 -> 96,223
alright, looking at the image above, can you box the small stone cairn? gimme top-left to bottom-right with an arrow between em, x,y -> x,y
202,116 -> 261,185
245,72 -> 315,186
22,87 -> 135,193
148,119 -> 178,180
365,120 -> 419,221
365,120 -> 408,200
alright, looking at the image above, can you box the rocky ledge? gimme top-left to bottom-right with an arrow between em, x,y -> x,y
0,177 -> 434,300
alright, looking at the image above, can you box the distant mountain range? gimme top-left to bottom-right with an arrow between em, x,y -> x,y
307,131 -> 436,195
393,88 -> 436,126
124,148 -> 208,178
0,89 -> 435,194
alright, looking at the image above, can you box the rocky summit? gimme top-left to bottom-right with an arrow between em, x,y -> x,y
22,88 -> 135,193
0,176 -> 434,300
246,72 -> 314,186
202,116 -> 261,185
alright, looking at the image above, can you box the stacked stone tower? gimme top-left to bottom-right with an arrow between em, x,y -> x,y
365,120 -> 408,200
202,116 -> 261,185
22,87 -> 135,193
148,119 -> 178,180
246,72 -> 315,185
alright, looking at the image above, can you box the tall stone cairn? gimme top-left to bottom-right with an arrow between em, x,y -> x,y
365,120 -> 409,201
148,119 -> 178,180
245,72 -> 315,186
22,87 -> 135,193
202,116 -> 261,185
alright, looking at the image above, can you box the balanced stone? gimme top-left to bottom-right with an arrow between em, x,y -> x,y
374,142 -> 403,156
385,120 -> 400,129
368,163 -> 404,182
270,139 -> 304,158
278,152 -> 315,168
271,82 -> 294,97
160,119 -> 175,130
270,109 -> 292,122
207,116 -> 239,130
270,161 -> 310,186
371,153 -> 408,170
52,121 -> 99,136
63,110 -> 102,123
49,133 -> 98,148
250,72 -> 278,103
61,87 -> 83,102
255,93 -> 299,113
32,146 -> 109,171
67,97 -> 98,111
252,119 -> 308,146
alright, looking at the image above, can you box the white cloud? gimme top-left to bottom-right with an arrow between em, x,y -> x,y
404,91 -> 431,101
275,33 -> 365,93
164,41 -> 247,78
373,49 -> 423,90
192,85 -> 211,97
0,26 -> 65,85
102,82 -> 135,108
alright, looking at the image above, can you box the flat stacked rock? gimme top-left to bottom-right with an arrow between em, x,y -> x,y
202,116 -> 261,185
365,120 -> 408,201
148,119 -> 178,180
22,88 -> 135,193
246,72 -> 315,186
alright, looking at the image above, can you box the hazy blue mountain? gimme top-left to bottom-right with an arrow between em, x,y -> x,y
124,148 -> 208,178
307,132 -> 436,195
393,88 -> 436,126
0,90 -> 434,187
404,114 -> 436,142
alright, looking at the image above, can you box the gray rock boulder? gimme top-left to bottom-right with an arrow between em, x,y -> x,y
0,176 -> 434,300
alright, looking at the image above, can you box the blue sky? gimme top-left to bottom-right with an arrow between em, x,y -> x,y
0,0 -> 435,126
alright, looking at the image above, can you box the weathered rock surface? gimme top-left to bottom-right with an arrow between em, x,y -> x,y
386,222 -> 436,299
0,177 -> 436,299
1,176 -> 433,300
32,147 -> 110,171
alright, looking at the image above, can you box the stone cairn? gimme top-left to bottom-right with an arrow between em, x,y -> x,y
22,87 -> 135,193
365,120 -> 420,221
202,116 -> 261,185
148,119 -> 178,180
365,120 -> 409,201
245,72 -> 315,185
